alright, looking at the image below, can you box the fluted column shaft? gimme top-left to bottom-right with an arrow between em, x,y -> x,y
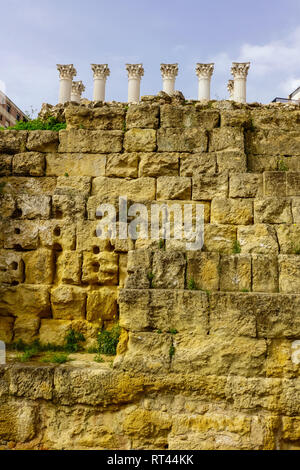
92,64 -> 110,102
57,64 -> 77,104
126,64 -> 144,103
231,62 -> 250,103
196,63 -> 214,100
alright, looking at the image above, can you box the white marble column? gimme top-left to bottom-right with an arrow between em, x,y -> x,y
126,64 -> 144,103
196,63 -> 214,100
57,64 -> 77,104
160,64 -> 178,94
227,79 -> 234,100
71,81 -> 85,103
91,64 -> 110,102
231,62 -> 250,103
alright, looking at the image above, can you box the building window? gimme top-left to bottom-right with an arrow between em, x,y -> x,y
6,104 -> 11,113
16,114 -> 20,121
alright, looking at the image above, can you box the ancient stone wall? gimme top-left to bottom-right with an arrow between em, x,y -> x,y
0,95 -> 299,449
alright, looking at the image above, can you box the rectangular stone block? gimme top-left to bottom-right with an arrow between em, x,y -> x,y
209,128 -> 244,152
217,151 -> 247,173
0,194 -> 15,219
220,110 -> 251,128
157,128 -> 208,153
39,319 -> 72,346
86,287 -> 118,323
251,109 -> 300,131
52,194 -> 86,220
0,176 -> 56,195
193,173 -> 228,200
230,173 -> 263,198
0,316 -> 14,342
276,224 -> 300,254
247,155 -> 278,173
16,194 -> 51,219
13,316 -> 40,344
106,153 -> 138,178
76,220 -> 112,252
125,249 -> 151,289
246,129 -> 300,156
180,153 -> 216,176
254,198 -> 293,224
279,255 -> 300,294
219,254 -> 251,292
55,176 -> 91,197
13,152 -> 45,176
3,220 -> 39,250
51,285 -> 86,320
186,252 -> 220,291
124,129 -> 156,152
23,249 -> 54,284
264,172 -> 287,197
139,153 -> 179,177
252,254 -> 278,293
0,250 -> 24,285
238,224 -> 279,254
92,176 -> 156,201
59,129 -> 123,153
0,284 -> 50,318
203,224 -> 237,254
152,251 -> 186,289
126,103 -> 160,129
157,176 -> 191,200
56,251 -> 82,285
287,172 -> 300,196
39,221 -> 76,251
211,198 -> 253,225
82,252 -> 118,285
46,153 -> 106,177
255,294 -> 300,338
161,104 -> 220,129
27,130 -> 59,152
65,104 -> 126,130
0,154 -> 12,175
0,130 -> 27,154
292,197 -> 300,223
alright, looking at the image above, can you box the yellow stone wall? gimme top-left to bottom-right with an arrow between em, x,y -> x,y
0,95 -> 299,449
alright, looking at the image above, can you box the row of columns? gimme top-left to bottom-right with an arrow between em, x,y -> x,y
57,62 -> 250,105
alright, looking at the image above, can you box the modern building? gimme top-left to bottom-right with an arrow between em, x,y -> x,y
0,90 -> 28,128
272,85 -> 300,103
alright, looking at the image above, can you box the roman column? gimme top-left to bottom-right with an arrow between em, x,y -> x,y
231,62 -> 250,103
160,64 -> 178,94
71,81 -> 85,103
57,64 -> 77,104
126,64 -> 144,103
91,64 -> 110,102
227,79 -> 234,100
196,63 -> 214,100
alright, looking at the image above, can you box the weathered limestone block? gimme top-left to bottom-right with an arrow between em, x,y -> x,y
157,128 -> 208,153
217,151 -> 247,173
0,176 -> 56,195
0,194 -> 15,219
210,292 -> 256,337
56,251 -> 82,285
124,129 -> 156,152
221,110 -> 251,128
51,286 -> 86,320
0,284 -> 50,317
3,220 -> 39,250
160,104 -> 219,129
256,294 -> 300,338
46,153 -> 106,177
92,176 -> 156,201
254,198 -> 292,224
27,130 -> 59,152
123,409 -> 171,449
152,251 -> 186,289
219,254 -> 251,292
126,103 -> 160,129
82,252 -> 118,285
248,155 -> 278,172
211,198 -> 253,225
119,289 -> 150,330
0,250 -> 24,284
252,254 -> 279,293
264,339 -> 300,379
114,332 -> 172,373
193,173 -> 228,200
119,253 -> 128,288
125,249 -> 151,289
157,176 -> 191,200
292,197 -> 300,223
283,156 -> 300,172
186,252 -> 220,291
287,172 -> 300,196
76,221 -> 112,252
16,194 -> 51,219
230,173 -> 263,198
86,195 -> 120,220
9,365 -> 54,400
246,129 -> 300,156
139,153 -> 179,177
0,316 -> 14,342
12,152 -> 45,176
13,316 -> 40,343
279,255 -> 300,294
251,109 -> 300,131
238,224 -> 279,254
55,176 -> 91,197
65,104 -> 125,130
52,194 -> 86,220
106,153 -> 138,178
39,221 -> 76,250
209,128 -> 244,152
22,249 -> 54,285
276,224 -> 300,254
0,154 -> 12,175
0,130 -> 27,154
264,172 -> 287,197
282,417 -> 300,443
172,333 -> 267,377
86,287 -> 118,323
0,399 -> 37,443
39,319 -> 72,346
59,129 -> 123,153
204,224 -> 237,253
180,153 -> 216,176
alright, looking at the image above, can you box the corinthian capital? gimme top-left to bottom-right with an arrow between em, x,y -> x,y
196,63 -> 214,79
57,64 -> 77,80
72,81 -> 85,95
126,64 -> 144,79
231,62 -> 250,79
91,64 -> 110,79
160,64 -> 179,79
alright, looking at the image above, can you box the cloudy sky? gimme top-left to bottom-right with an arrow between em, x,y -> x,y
2,0 -> 300,114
